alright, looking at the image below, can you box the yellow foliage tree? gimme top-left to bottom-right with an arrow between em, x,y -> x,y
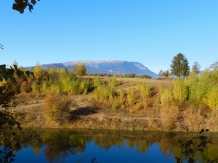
160,87 -> 173,106
74,63 -> 86,76
173,78 -> 188,103
33,62 -> 42,80
206,86 -> 218,109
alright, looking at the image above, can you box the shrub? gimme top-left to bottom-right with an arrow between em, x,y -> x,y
111,97 -> 119,110
69,80 -> 80,94
40,81 -> 49,95
116,89 -> 125,104
160,87 -> 173,106
138,75 -> 152,79
93,76 -> 101,87
31,81 -> 40,96
137,82 -> 151,98
127,87 -> 135,104
124,73 -> 136,78
20,81 -> 30,93
109,75 -> 117,87
49,84 -> 61,94
79,79 -> 93,94
94,84 -> 113,101
43,92 -> 71,125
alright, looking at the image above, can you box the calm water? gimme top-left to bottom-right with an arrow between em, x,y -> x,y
1,129 -> 218,163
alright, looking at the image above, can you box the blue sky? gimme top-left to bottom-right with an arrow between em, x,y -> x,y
1,0 -> 218,73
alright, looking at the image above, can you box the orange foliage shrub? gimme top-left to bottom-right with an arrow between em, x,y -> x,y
43,92 -> 71,125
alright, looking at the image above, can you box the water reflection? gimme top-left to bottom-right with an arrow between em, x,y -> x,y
1,129 -> 218,163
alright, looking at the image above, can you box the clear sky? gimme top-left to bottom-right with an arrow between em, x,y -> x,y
1,0 -> 218,73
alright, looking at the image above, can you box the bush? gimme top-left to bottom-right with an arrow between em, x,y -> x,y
127,87 -> 135,104
124,73 -> 136,78
94,84 -> 113,101
20,81 -> 30,93
137,82 -> 151,98
109,75 -> 117,87
160,87 -> 173,106
138,75 -> 152,79
93,76 -> 101,87
43,92 -> 71,125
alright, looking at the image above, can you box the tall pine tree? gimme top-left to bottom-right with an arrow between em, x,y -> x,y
171,53 -> 190,77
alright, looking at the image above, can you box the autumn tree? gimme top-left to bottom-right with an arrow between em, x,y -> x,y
206,86 -> 218,109
73,63 -> 86,76
160,87 -> 173,106
192,62 -> 201,74
33,62 -> 42,80
170,53 -> 190,77
173,78 -> 188,103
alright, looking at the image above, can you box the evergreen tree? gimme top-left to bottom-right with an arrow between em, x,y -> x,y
170,53 -> 190,77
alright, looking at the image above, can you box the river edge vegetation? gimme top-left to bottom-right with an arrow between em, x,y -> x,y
1,58 -> 218,132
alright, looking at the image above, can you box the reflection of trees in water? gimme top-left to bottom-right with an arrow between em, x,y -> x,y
93,135 -> 123,150
41,130 -> 91,163
1,130 -> 218,163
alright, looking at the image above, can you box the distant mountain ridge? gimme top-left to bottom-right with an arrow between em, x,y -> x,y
35,60 -> 159,78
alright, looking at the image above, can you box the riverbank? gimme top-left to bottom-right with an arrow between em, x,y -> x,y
1,77 -> 216,132
11,79 -> 213,132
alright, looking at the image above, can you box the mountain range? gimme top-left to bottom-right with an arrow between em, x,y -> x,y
33,60 -> 159,78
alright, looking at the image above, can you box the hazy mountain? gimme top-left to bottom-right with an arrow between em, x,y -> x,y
36,60 -> 159,78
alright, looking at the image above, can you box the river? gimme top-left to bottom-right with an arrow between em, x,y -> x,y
1,129 -> 218,163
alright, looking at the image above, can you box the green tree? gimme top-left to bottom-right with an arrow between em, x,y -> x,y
209,61 -> 218,70
74,63 -> 86,76
170,53 -> 190,77
163,70 -> 170,78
